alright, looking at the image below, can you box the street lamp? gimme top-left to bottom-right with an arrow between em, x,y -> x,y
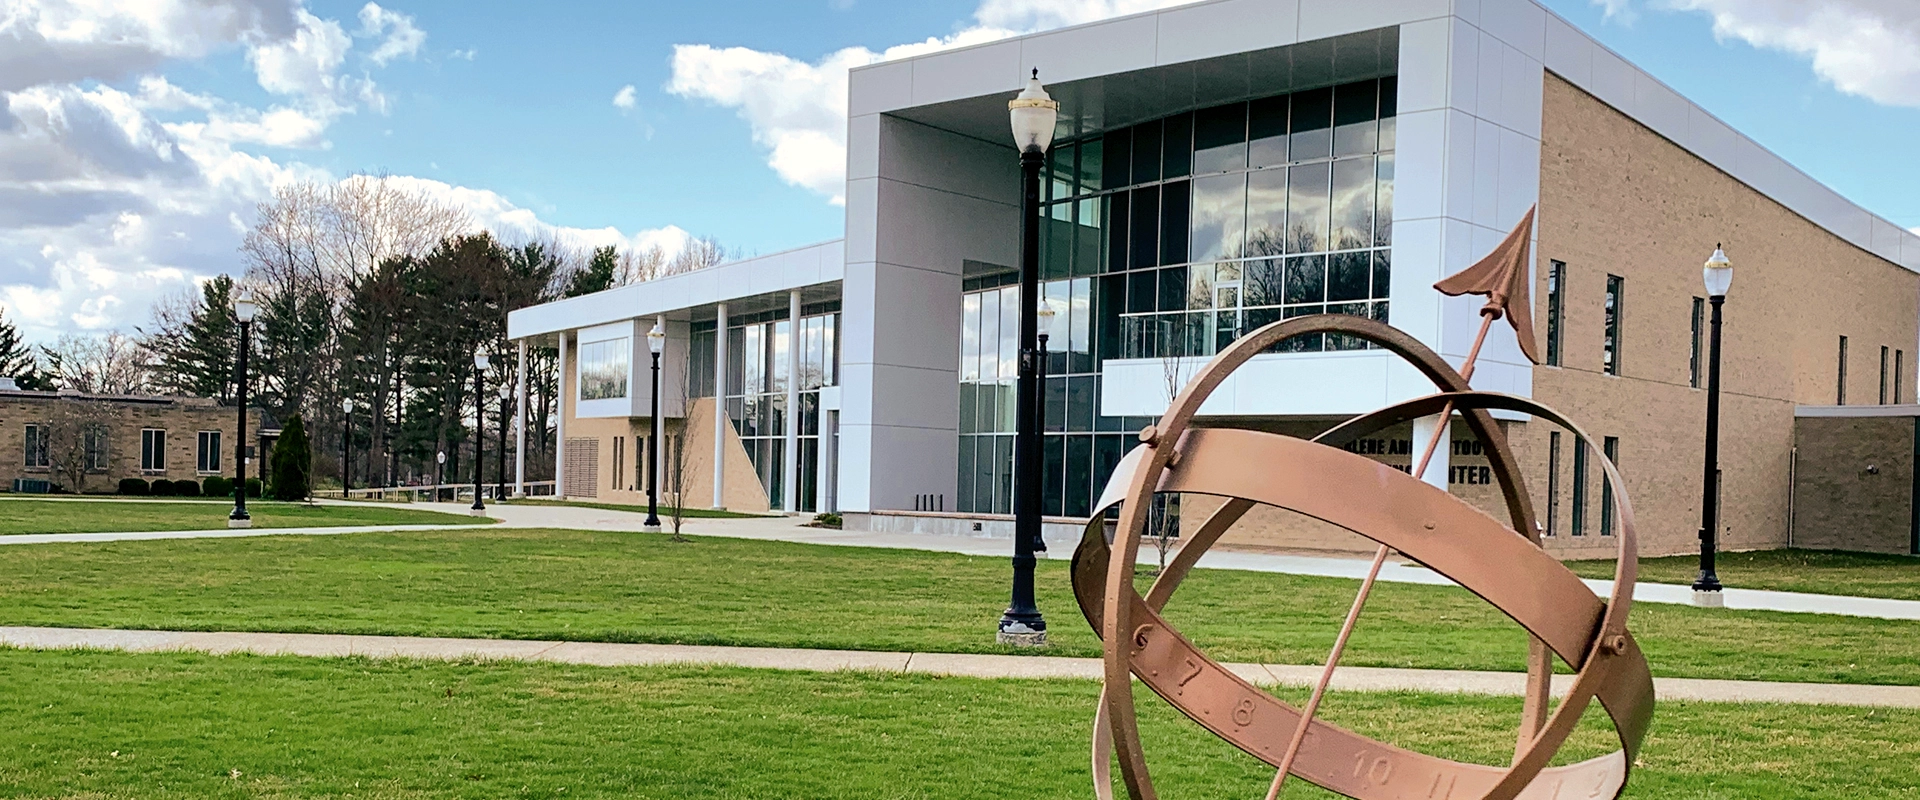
999,68 -> 1058,647
644,322 -> 665,532
229,290 -> 258,528
1037,301 -> 1056,436
340,398 -> 354,499
497,383 -> 510,504
471,349 -> 489,515
1693,246 -> 1732,607
436,450 -> 446,501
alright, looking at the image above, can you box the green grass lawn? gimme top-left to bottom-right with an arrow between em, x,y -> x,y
1568,549 -> 1920,600
3,529 -> 1917,686
0,498 -> 492,535
494,498 -> 771,519
0,648 -> 1912,799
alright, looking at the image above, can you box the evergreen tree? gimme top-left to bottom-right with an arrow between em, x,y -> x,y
147,276 -> 240,402
565,245 -> 619,297
269,414 -> 312,501
254,281 -> 334,426
0,306 -> 49,390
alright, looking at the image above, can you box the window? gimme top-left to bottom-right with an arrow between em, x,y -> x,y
1602,275 -> 1623,375
1689,297 -> 1704,388
23,424 -> 49,468
1837,336 -> 1848,404
1600,436 -> 1619,536
85,426 -> 109,472
1881,346 -> 1891,405
196,431 -> 221,473
1545,260 -> 1565,366
578,337 -> 631,400
1545,431 -> 1561,536
140,429 -> 167,472
1899,350 -> 1907,404
612,435 -> 625,491
1571,440 -> 1588,537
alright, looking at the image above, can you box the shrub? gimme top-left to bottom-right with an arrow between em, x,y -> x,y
117,478 -> 150,496
269,415 -> 311,502
813,512 -> 843,529
173,479 -> 201,497
202,476 -> 232,498
151,479 -> 176,496
244,477 -> 264,498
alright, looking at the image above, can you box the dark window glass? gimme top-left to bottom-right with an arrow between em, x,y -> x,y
1066,435 -> 1093,517
1286,162 -> 1331,253
1093,434 -> 1125,505
1130,186 -> 1159,269
1371,250 -> 1391,300
1190,173 -> 1246,262
1245,259 -> 1283,307
1899,350 -> 1907,404
1042,434 -> 1065,517
1572,441 -> 1588,536
1546,431 -> 1560,536
1601,436 -> 1619,536
1068,375 -> 1095,432
1333,80 -> 1378,156
1050,144 -> 1075,200
1881,346 -> 1890,404
1244,168 -> 1286,258
1127,269 -> 1157,314
1284,255 -> 1326,305
1044,205 -> 1072,279
1132,120 -> 1162,185
1161,112 -> 1192,178
1193,103 -> 1247,174
1248,95 -> 1289,168
1158,266 -> 1188,313
957,384 -> 976,434
1096,275 -> 1125,361
1246,306 -> 1282,336
1045,375 -> 1066,433
1546,261 -> 1564,366
1074,197 -> 1103,277
1331,156 -> 1375,250
1603,275 -> 1623,376
1838,335 -> 1849,404
1102,128 -> 1131,190
1289,87 -> 1332,160
1079,139 -> 1104,194
1690,297 -> 1704,388
1159,180 -> 1190,267
1378,76 -> 1398,151
1106,191 -> 1129,272
1328,251 -> 1370,302
1279,303 -> 1324,352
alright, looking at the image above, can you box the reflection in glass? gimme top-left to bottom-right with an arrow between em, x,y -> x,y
1289,87 -> 1332,160
1189,173 -> 1246,263
1193,102 -> 1247,174
1244,168 -> 1287,257
1161,112 -> 1192,178
1159,180 -> 1189,267
1378,76 -> 1398,151
997,286 -> 1019,380
1127,269 -> 1156,314
578,338 -> 630,400
1373,250 -> 1392,299
1328,251 -> 1370,302
1333,81 -> 1378,157
977,289 -> 998,382
1375,154 -> 1394,248
1287,162 -> 1331,254
1188,264 -> 1214,310
1130,186 -> 1159,269
1248,94 -> 1288,168
1331,155 -> 1375,250
1157,265 -> 1187,313
1245,259 -> 1283,306
1079,139 -> 1103,194
1106,191 -> 1129,271
1285,255 -> 1326,304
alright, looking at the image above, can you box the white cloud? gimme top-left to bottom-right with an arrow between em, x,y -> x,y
1591,0 -> 1638,22
612,84 -> 637,110
449,47 -> 476,61
247,9 -> 353,105
1664,0 -> 1920,108
666,0 -> 1199,203
356,2 -> 425,66
0,0 -> 301,92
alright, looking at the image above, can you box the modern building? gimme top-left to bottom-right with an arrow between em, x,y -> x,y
3,381 -> 264,495
506,0 -> 1920,558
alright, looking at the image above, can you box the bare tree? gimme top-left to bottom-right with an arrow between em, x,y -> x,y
1148,328 -> 1189,575
43,333 -> 148,395
43,397 -> 110,493
328,174 -> 474,281
665,348 -> 694,543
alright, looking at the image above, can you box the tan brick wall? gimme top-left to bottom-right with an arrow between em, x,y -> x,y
0,394 -> 261,494
1791,415 -> 1915,554
1527,73 -> 1920,558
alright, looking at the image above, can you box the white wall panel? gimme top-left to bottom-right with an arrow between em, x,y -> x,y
1471,117 -> 1501,228
1501,43 -> 1544,138
1496,125 -> 1540,227
1683,106 -> 1737,171
846,114 -> 880,181
1024,16 -> 1160,87
1588,47 -> 1635,110
1632,72 -> 1688,145
1155,0 -> 1300,67
1476,0 -> 1544,60
909,40 -> 1022,107
1299,0 -> 1450,42
1396,18 -> 1452,114
848,61 -> 912,117
1540,12 -> 1589,85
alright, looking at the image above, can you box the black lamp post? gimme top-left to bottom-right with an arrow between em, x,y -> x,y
644,323 -> 665,532
229,291 -> 258,528
497,383 -> 510,503
340,398 -> 354,499
1693,246 -> 1732,606
471,349 -> 489,515
998,69 -> 1058,647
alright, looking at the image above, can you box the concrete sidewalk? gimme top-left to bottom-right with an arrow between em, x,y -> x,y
5,625 -> 1916,709
12,498 -> 1920,622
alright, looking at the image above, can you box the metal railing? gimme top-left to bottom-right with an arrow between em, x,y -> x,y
313,480 -> 556,503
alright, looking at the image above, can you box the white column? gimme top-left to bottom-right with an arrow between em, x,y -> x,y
514,339 -> 527,497
1412,414 -> 1450,490
783,290 -> 800,513
654,314 -> 667,510
555,331 -> 569,499
711,302 -> 728,509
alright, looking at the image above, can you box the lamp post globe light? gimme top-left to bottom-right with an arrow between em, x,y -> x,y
497,383 -> 510,504
341,398 -> 354,499
999,69 -> 1058,647
471,349 -> 490,515
1693,246 -> 1732,607
436,450 -> 446,501
229,291 -> 259,528
644,322 -> 666,533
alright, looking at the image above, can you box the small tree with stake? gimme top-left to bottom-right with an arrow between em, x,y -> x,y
664,349 -> 695,543
270,414 -> 313,501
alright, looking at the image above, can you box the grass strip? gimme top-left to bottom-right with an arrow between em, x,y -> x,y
0,498 -> 491,535
1569,548 -> 1920,601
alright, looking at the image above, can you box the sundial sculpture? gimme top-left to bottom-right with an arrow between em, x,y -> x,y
1072,207 -> 1654,800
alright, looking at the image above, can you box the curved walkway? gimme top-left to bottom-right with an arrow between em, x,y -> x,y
9,499 -> 1920,622
4,625 -> 1915,709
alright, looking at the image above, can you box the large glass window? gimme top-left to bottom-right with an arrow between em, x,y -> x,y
1546,260 -> 1565,367
1689,297 -> 1703,389
1602,275 -> 1623,376
1042,77 -> 1398,362
84,426 -> 108,472
715,304 -> 839,511
1600,436 -> 1619,537
140,429 -> 166,472
23,424 -> 48,469
578,337 -> 631,400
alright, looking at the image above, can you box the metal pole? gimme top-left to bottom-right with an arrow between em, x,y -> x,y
471,365 -> 485,513
998,147 -> 1047,646
555,333 -> 568,499
645,349 -> 662,530
497,390 -> 507,502
515,339 -> 526,498
785,290 -> 801,512
713,302 -> 729,509
230,319 -> 251,527
341,407 -> 350,499
1694,295 -> 1725,597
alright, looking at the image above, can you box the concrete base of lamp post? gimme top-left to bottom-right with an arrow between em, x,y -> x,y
227,519 -> 251,529
468,508 -> 489,517
996,626 -> 1048,648
1692,589 -> 1725,608
642,523 -> 662,534
511,491 -> 526,499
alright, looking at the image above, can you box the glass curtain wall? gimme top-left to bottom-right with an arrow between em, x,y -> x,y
689,302 -> 840,511
959,77 -> 1397,519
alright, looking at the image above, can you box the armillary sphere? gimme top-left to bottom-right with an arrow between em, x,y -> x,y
1071,314 -> 1653,800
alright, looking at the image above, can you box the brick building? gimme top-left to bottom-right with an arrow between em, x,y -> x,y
3,380 -> 264,494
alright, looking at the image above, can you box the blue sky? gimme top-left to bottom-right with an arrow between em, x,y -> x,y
4,0 -> 1918,342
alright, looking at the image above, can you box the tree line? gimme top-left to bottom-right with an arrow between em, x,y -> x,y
0,175 -> 726,490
